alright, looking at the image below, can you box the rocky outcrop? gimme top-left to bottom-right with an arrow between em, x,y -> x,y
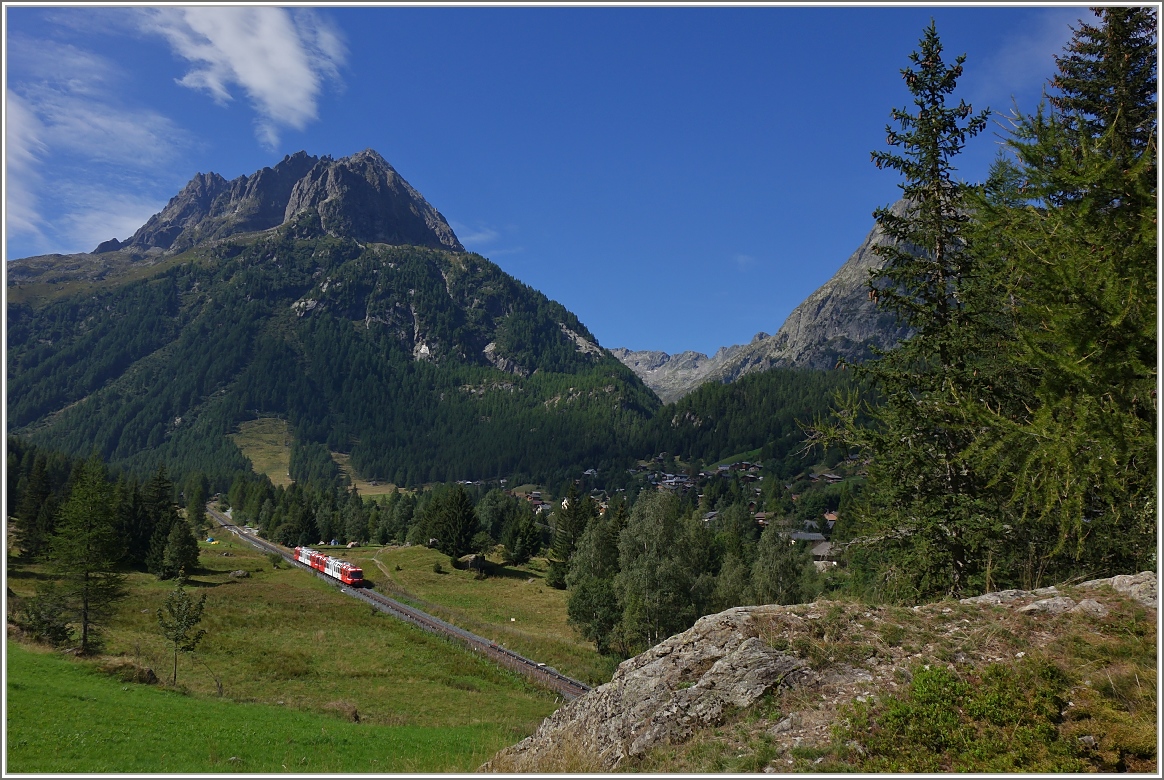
115,149 -> 462,254
284,149 -> 463,251
614,202 -> 914,403
120,151 -> 317,252
482,606 -> 814,771
482,571 -> 1157,773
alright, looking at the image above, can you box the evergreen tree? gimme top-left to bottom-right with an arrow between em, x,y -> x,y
961,7 -> 1157,578
432,484 -> 478,559
501,506 -> 542,565
817,21 -> 999,600
547,484 -> 597,587
162,519 -> 200,580
13,454 -> 52,560
47,454 -> 127,654
143,465 -> 180,577
157,572 -> 208,685
185,477 -> 209,536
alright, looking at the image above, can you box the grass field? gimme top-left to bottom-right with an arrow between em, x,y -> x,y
228,418 -> 293,487
6,642 -> 520,773
348,544 -> 618,686
229,417 -> 403,496
6,534 -> 561,773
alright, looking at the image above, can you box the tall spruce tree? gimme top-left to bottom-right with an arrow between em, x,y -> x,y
432,484 -> 478,559
820,22 -> 997,601
14,454 -> 53,561
162,519 -> 201,580
47,454 -> 127,654
144,465 -> 180,577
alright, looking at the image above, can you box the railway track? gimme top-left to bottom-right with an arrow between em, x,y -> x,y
207,506 -> 592,701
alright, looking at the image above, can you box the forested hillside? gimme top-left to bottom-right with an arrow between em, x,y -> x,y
8,212 -> 661,490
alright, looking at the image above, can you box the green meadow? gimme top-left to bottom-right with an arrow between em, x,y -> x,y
6,642 -> 522,773
6,532 -> 562,773
351,544 -> 619,686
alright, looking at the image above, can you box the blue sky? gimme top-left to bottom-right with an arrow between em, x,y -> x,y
5,4 -> 1086,355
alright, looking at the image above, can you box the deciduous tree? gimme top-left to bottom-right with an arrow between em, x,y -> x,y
157,572 -> 208,685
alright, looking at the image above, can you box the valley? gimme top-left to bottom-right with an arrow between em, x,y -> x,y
6,6 -> 1157,771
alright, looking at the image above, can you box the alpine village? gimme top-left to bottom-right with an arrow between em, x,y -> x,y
6,9 -> 1158,774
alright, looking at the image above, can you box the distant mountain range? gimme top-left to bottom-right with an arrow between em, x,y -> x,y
612,202 -> 912,403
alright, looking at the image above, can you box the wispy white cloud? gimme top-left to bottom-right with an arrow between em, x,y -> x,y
140,7 -> 347,149
55,184 -> 168,252
453,222 -> 501,247
449,220 -> 525,258
734,253 -> 757,272
5,92 -> 49,245
966,8 -> 1080,110
6,37 -> 185,256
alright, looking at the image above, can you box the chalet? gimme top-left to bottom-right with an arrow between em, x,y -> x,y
811,541 -> 836,572
823,511 -> 839,523
789,531 -> 826,542
754,512 -> 769,527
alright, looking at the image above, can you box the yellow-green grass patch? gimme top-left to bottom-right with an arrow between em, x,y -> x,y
351,544 -> 617,686
6,642 -> 522,773
229,417 -> 293,487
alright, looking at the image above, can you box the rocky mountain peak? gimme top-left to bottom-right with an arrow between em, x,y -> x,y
614,202 -> 913,402
284,149 -> 464,251
103,149 -> 462,254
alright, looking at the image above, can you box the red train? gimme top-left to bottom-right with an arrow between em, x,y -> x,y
294,546 -> 364,586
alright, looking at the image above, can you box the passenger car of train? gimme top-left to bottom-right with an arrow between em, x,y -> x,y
294,547 -> 364,586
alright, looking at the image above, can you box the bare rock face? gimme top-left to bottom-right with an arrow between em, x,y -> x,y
614,202 -> 913,403
481,606 -> 812,771
284,149 -> 463,251
115,149 -> 462,255
124,151 -> 318,252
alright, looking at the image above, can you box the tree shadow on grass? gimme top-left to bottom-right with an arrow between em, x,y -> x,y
486,564 -> 543,581
6,568 -> 59,582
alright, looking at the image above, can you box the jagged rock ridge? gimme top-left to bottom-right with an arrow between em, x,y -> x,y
614,202 -> 913,403
105,149 -> 463,255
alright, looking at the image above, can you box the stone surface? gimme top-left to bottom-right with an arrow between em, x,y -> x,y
1078,571 -> 1157,609
481,606 -> 811,771
118,149 -> 462,255
1073,599 -> 1109,618
484,571 -> 1157,772
1018,596 -> 1077,615
613,202 -> 913,402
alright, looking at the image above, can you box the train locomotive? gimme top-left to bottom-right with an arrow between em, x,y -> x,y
294,547 -> 364,586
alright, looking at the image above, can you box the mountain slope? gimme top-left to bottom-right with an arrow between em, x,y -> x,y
615,203 -> 912,402
7,151 -> 656,489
